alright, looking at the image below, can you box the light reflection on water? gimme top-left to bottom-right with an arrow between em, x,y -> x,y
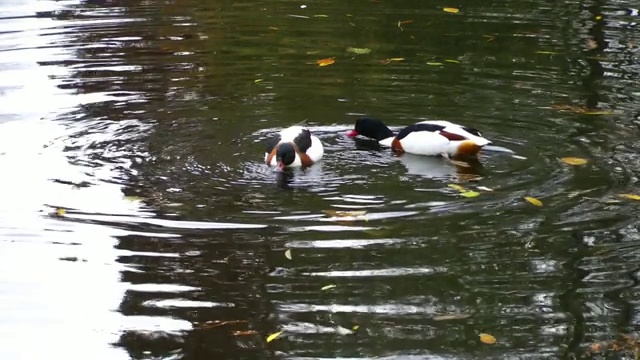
1,0 -> 640,359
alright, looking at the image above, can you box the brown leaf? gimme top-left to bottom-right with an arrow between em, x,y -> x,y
316,57 -> 335,66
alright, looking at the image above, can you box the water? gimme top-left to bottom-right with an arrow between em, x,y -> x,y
1,0 -> 640,358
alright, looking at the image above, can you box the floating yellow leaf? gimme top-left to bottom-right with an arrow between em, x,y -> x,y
284,249 -> 292,260
316,57 -> 335,66
266,331 -> 282,343
347,47 -> 371,54
560,157 -> 588,166
443,7 -> 459,13
460,191 -> 480,198
444,59 -> 460,63
254,79 -> 264,84
56,208 -> 66,216
352,325 -> 360,331
313,14 -> 329,18
433,314 -> 471,321
479,333 -> 496,344
595,15 -> 602,20
448,184 -> 466,191
426,62 -> 444,66
524,196 -> 543,207
620,194 -> 640,201
321,284 -> 337,291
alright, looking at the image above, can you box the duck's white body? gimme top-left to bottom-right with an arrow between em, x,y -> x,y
265,125 -> 324,168
349,118 -> 491,158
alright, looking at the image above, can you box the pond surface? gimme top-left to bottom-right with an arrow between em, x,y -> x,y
1,0 -> 640,359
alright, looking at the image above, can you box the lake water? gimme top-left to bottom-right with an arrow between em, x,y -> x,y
1,0 -> 640,359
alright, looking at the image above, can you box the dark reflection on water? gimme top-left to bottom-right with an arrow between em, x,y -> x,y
2,0 -> 640,359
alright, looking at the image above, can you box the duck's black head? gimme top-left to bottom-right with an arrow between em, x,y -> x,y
276,143 -> 296,171
347,117 -> 395,141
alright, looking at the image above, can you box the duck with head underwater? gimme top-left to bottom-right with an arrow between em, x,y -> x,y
347,117 -> 492,160
265,125 -> 324,171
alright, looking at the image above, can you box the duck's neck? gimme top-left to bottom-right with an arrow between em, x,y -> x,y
375,127 -> 395,142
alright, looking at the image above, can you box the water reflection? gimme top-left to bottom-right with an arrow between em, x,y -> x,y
2,0 -> 640,359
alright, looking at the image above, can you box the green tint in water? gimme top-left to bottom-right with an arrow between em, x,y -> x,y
2,0 -> 640,359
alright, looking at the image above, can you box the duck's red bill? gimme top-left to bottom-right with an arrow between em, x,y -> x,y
346,130 -> 358,138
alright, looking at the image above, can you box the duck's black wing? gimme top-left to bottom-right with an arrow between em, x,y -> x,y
292,128 -> 313,153
265,134 -> 281,153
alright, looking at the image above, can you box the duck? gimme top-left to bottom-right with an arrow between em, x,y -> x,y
346,117 -> 492,159
265,125 -> 324,170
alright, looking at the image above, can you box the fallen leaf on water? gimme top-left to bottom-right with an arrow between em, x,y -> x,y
313,14 -> 329,18
448,184 -> 466,191
233,330 -> 257,336
426,62 -> 444,66
586,38 -> 598,50
560,157 -> 588,166
444,59 -> 460,63
620,194 -> 640,201
479,333 -> 497,344
433,314 -> 471,321
595,15 -> 602,20
266,331 -> 283,343
347,47 -> 371,54
316,57 -> 335,66
379,58 -> 405,64
548,104 -> 612,115
352,325 -> 360,331
589,342 -> 603,353
284,249 -> 292,260
321,284 -> 337,291
56,208 -> 66,217
323,209 -> 367,217
397,19 -> 414,31
460,191 -> 480,198
443,7 -> 459,13
524,196 -> 543,207
254,79 -> 264,84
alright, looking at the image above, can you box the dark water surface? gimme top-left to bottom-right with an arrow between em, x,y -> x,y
2,0 -> 640,358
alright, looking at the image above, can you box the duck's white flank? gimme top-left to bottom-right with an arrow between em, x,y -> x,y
265,126 -> 324,167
